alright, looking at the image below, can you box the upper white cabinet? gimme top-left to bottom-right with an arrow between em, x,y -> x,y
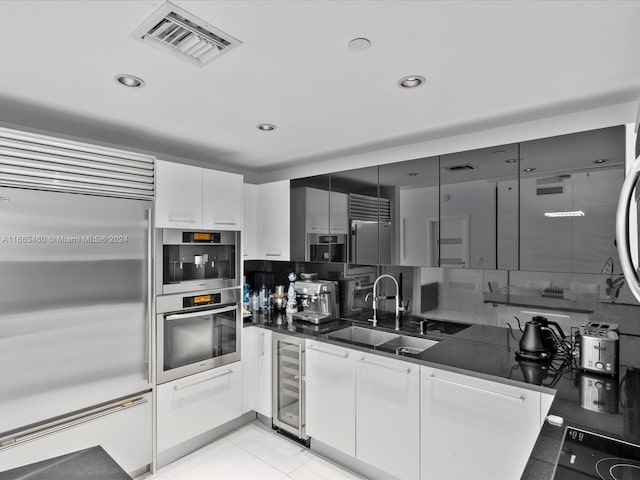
243,184 -> 258,258
203,168 -> 243,230
156,160 -> 243,231
156,160 -> 203,228
305,340 -> 356,457
356,352 -> 420,480
420,366 -> 543,480
244,180 -> 290,261
305,187 -> 330,233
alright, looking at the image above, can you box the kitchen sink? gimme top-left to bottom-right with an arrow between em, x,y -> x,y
376,335 -> 438,356
326,326 -> 400,347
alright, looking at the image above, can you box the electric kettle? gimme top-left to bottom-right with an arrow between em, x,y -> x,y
516,316 -> 566,361
517,319 -> 551,360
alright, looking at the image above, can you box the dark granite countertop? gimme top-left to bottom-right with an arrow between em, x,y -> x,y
0,446 -> 131,480
244,311 -> 640,480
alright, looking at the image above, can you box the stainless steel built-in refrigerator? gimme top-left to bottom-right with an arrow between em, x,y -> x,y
0,187 -> 152,435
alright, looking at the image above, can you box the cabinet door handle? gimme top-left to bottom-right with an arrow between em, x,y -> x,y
214,220 -> 237,226
429,375 -> 524,403
308,344 -> 349,358
168,217 -> 196,223
359,357 -> 410,374
265,252 -> 281,257
174,369 -> 234,391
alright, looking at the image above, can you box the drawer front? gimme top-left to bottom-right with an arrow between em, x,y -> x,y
157,362 -> 242,452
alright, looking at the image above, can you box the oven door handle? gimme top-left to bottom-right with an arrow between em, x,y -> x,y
165,305 -> 238,321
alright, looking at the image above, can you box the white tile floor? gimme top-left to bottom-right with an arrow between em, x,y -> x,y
145,421 -> 365,480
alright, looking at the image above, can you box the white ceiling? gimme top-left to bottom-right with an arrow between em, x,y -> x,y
0,1 -> 638,182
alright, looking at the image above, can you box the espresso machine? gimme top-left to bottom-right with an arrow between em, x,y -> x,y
292,279 -> 340,324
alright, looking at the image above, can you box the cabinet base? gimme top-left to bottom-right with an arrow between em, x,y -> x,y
156,412 -> 255,470
310,438 -> 399,480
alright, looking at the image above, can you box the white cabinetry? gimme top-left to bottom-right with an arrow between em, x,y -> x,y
156,160 -> 203,228
305,340 -> 356,457
203,168 -> 243,230
241,327 -> 272,417
256,329 -> 273,417
244,180 -> 290,260
156,160 -> 243,230
420,366 -> 542,480
243,184 -> 258,258
241,326 -> 257,414
0,394 -> 152,476
356,352 -> 420,480
157,362 -> 242,452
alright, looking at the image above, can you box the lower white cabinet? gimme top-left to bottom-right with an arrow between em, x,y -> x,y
241,327 -> 258,414
256,329 -> 273,417
356,352 -> 420,480
0,393 -> 151,475
157,362 -> 242,452
305,340 -> 356,456
241,327 -> 272,417
420,366 -> 542,480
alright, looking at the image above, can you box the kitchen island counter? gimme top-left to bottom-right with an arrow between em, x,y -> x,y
244,313 -> 640,479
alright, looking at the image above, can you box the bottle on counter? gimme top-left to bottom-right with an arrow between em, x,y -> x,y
259,285 -> 267,312
243,282 -> 251,307
250,292 -> 260,312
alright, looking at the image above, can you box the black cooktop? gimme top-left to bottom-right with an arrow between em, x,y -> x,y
553,426 -> 640,479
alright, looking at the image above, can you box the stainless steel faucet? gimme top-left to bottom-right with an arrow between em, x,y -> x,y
368,274 -> 402,330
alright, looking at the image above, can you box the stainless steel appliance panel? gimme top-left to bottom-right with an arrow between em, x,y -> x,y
0,187 -> 152,434
156,288 -> 241,384
157,228 -> 240,295
272,334 -> 307,441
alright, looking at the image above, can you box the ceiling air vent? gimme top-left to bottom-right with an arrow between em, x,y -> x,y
536,186 -> 564,196
132,1 -> 242,67
445,164 -> 477,172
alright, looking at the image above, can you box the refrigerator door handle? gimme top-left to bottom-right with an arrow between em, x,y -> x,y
146,208 -> 153,384
616,159 -> 640,303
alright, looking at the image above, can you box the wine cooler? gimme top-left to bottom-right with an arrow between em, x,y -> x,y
272,333 -> 308,442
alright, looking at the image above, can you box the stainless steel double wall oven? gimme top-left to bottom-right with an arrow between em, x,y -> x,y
156,228 -> 241,384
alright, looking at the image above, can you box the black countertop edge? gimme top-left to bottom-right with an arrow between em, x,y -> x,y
244,317 -> 556,395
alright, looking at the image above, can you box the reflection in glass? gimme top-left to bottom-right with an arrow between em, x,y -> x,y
379,157 -> 439,266
519,126 -> 625,273
331,167 -> 382,264
440,144 -> 519,269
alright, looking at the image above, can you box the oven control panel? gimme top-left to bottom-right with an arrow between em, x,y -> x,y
182,292 -> 222,308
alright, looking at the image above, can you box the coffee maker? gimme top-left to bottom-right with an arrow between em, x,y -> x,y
292,279 -> 340,324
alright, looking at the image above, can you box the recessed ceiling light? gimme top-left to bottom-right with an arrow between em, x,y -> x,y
114,74 -> 145,88
504,159 -> 518,164
348,37 -> 371,51
257,123 -> 276,131
398,75 -> 425,88
407,172 -> 419,177
593,159 -> 609,164
523,167 -> 536,172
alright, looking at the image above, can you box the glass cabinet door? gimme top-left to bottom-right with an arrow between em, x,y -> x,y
274,337 -> 303,431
